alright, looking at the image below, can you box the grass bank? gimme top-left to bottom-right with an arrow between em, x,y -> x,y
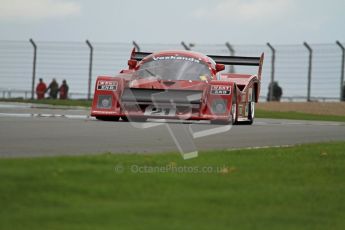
256,109 -> 345,122
1,142 -> 344,230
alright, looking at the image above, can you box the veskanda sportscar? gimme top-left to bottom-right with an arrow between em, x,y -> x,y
91,48 -> 264,125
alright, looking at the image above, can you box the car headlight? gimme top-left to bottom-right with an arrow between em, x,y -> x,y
211,99 -> 227,114
97,95 -> 112,109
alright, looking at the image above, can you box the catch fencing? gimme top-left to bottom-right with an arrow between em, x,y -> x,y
0,40 -> 344,101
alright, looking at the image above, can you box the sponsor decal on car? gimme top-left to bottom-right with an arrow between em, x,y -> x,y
97,80 -> 118,91
152,56 -> 201,63
211,85 -> 231,95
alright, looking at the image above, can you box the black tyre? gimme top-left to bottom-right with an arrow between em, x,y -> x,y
230,94 -> 237,125
121,116 -> 129,122
246,89 -> 256,125
121,116 -> 147,122
95,116 -> 120,121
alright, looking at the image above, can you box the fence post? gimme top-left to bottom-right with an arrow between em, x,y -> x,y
29,39 -> 37,100
267,43 -> 275,101
225,42 -> 235,73
181,41 -> 191,50
336,41 -> 345,101
132,41 -> 140,52
86,40 -> 93,100
303,42 -> 312,102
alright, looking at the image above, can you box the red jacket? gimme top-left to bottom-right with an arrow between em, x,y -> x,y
36,82 -> 47,99
59,84 -> 69,99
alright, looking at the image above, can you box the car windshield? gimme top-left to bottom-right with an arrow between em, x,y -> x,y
136,56 -> 211,81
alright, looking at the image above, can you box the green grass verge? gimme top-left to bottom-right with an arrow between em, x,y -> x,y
0,98 -> 92,107
1,142 -> 345,230
256,109 -> 345,122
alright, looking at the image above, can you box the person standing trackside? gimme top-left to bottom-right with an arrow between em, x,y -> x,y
35,78 -> 47,99
59,80 -> 69,100
267,81 -> 283,102
46,78 -> 59,99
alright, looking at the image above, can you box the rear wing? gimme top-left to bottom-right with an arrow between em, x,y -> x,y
209,54 -> 264,81
130,48 -> 264,80
208,55 -> 260,66
131,50 -> 151,61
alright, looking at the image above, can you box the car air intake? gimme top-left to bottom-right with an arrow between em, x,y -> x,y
162,81 -> 176,86
121,88 -> 202,104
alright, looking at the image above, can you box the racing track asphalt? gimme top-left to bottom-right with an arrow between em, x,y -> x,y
1,102 -> 345,157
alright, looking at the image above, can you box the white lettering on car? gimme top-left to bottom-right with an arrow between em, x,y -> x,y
97,81 -> 118,91
211,85 -> 231,95
152,56 -> 200,63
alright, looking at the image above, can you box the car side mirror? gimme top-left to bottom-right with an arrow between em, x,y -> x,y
215,63 -> 225,72
128,59 -> 138,69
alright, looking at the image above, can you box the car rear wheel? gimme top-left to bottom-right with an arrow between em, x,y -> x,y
231,100 -> 237,125
246,102 -> 255,124
246,89 -> 256,125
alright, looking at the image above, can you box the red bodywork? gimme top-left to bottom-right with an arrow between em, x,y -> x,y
91,49 -> 264,124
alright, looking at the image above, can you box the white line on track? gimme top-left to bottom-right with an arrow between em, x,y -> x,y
0,112 -> 344,126
226,144 -> 294,151
0,113 -> 90,119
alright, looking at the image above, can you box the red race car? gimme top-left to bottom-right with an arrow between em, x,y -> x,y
91,49 -> 264,125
